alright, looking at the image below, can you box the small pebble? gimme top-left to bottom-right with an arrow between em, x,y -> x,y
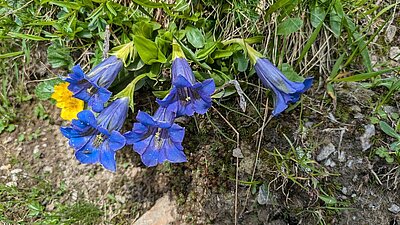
10,169 -> 22,174
316,143 -> 336,161
324,158 -> 336,167
338,151 -> 346,162
388,204 -> 400,214
389,47 -> 400,61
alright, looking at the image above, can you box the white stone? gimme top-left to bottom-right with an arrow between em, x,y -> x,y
388,204 -> 400,214
389,47 -> 400,61
316,143 -> 336,161
10,169 -> 22,174
360,124 -> 375,151
134,194 -> 177,225
385,25 -> 397,43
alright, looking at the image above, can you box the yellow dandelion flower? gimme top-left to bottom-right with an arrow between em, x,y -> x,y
51,82 -> 84,121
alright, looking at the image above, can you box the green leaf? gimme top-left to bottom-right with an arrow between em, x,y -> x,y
264,0 -> 292,18
185,26 -> 205,48
173,0 -> 189,12
0,51 -> 23,59
45,1 -> 82,9
277,18 -> 303,35
114,74 -> 150,112
35,79 -> 63,101
280,63 -> 304,82
329,8 -> 342,37
175,39 -> 211,70
196,41 -> 217,61
47,42 -> 74,69
133,35 -> 166,64
5,124 -> 15,132
380,121 -> 400,139
233,52 -> 248,72
328,53 -> 346,81
310,5 -> 325,28
213,50 -> 233,59
8,32 -> 48,41
332,67 -> 400,82
318,195 -> 337,205
132,0 -> 173,8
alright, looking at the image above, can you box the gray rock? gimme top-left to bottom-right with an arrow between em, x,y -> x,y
338,151 -> 346,162
385,25 -> 397,43
360,124 -> 375,151
389,47 -> 400,61
257,184 -> 271,205
10,169 -> 22,174
232,148 -> 244,158
324,158 -> 336,167
341,187 -> 348,195
316,143 -> 336,161
388,204 -> 400,214
134,194 -> 177,225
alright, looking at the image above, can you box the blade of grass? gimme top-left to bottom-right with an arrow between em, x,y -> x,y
332,67 -> 400,82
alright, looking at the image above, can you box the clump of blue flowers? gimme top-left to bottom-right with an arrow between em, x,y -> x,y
59,40 -> 216,170
57,36 -> 312,172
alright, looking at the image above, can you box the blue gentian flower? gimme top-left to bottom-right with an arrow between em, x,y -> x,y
157,57 -> 215,117
66,56 -> 123,113
255,58 -> 313,116
60,97 -> 129,172
124,107 -> 186,167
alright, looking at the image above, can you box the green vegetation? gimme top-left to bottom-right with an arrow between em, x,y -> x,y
0,179 -> 102,224
0,0 -> 399,224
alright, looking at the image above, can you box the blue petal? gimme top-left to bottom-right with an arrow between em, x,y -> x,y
72,87 -> 91,102
97,97 -> 129,131
60,127 -> 81,138
198,78 -> 216,96
193,97 -> 211,115
136,111 -> 157,126
177,100 -> 195,117
301,77 -> 313,93
70,65 -> 86,80
77,110 -> 97,127
124,123 -> 148,145
69,136 -> 93,150
133,135 -> 153,155
172,58 -> 196,85
164,140 -> 187,163
270,86 -> 290,116
107,131 -> 126,151
168,124 -> 185,143
99,148 -> 116,172
141,146 -> 159,167
90,95 -> 105,113
87,56 -> 123,88
75,147 -> 99,164
174,75 -> 192,88
97,87 -> 112,103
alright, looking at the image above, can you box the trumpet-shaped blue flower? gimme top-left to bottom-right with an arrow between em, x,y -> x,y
255,58 -> 313,116
157,57 -> 215,117
60,97 -> 129,172
66,56 -> 123,112
124,107 -> 186,167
